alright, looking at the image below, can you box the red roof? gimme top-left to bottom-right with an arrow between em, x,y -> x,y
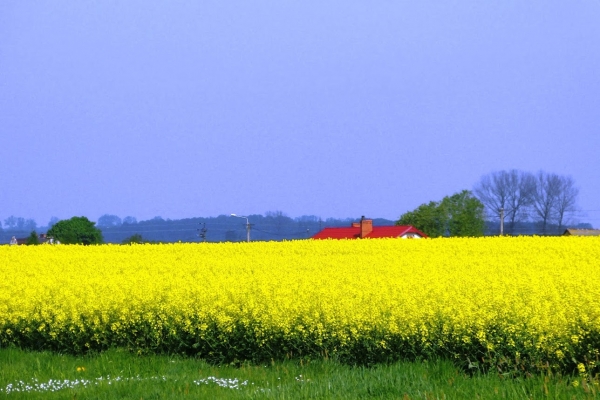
312,225 -> 427,239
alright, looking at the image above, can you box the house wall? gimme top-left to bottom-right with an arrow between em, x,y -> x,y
400,233 -> 423,239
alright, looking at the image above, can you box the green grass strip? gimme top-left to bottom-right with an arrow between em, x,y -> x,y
1,347 -> 598,399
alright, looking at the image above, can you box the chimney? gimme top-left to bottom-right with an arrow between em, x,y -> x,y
359,215 -> 373,238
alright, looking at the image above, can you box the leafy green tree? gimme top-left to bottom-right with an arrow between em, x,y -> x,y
441,190 -> 486,237
397,201 -> 447,237
25,231 -> 40,245
397,190 -> 485,237
47,216 -> 103,245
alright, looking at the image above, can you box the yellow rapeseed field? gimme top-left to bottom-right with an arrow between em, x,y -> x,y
1,237 -> 599,374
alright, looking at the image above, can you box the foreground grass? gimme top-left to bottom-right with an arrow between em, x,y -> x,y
0,348 -> 598,399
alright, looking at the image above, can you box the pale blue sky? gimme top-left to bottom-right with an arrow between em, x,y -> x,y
1,1 -> 599,227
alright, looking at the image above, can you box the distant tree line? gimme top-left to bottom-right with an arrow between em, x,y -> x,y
1,216 -> 38,232
0,169 -> 589,243
95,212 -> 397,244
3,213 -> 356,244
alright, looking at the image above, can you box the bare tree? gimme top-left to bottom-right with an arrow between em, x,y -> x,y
554,175 -> 579,232
531,171 -> 562,234
503,170 -> 536,233
474,173 -> 509,218
473,170 -> 535,234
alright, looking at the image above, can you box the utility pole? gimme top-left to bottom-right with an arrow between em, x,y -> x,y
245,219 -> 250,242
499,208 -> 504,236
231,214 -> 251,242
198,223 -> 207,242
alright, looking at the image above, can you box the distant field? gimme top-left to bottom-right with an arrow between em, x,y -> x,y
1,237 -> 599,378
